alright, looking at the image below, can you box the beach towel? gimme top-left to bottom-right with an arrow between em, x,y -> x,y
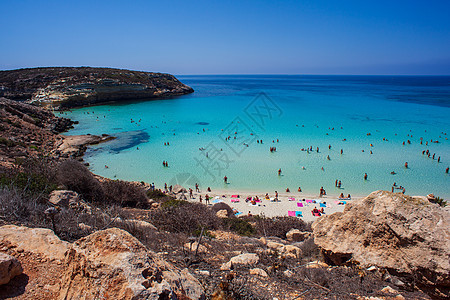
288,211 -> 296,217
235,211 -> 243,216
334,200 -> 340,205
288,197 -> 295,201
313,212 -> 321,217
306,199 -> 313,203
231,198 -> 240,203
320,203 -> 326,208
212,199 -> 223,204
339,201 -> 346,205
295,211 -> 303,217
232,195 -> 239,198
297,203 -> 303,207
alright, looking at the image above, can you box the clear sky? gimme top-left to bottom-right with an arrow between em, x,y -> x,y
1,0 -> 449,75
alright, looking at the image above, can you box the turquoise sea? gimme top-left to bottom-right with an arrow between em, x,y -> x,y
63,75 -> 450,198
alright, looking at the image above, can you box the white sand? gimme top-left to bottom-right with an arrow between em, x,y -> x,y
184,189 -> 361,223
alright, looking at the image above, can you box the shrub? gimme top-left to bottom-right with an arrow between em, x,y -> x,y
253,216 -> 311,238
147,189 -> 174,202
56,160 -> 104,203
102,180 -> 149,208
150,201 -> 220,235
222,217 -> 255,236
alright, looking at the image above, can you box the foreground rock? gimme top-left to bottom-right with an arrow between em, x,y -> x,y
312,190 -> 450,297
0,253 -> 23,285
0,226 -> 204,299
0,67 -> 194,109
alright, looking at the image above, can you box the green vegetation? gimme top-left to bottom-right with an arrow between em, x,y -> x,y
222,217 -> 255,236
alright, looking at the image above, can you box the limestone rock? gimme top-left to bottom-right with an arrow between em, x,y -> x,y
250,268 -> 268,277
184,242 -> 208,253
229,253 -> 259,266
0,252 -> 23,285
0,225 -> 70,262
216,209 -> 229,219
48,190 -> 80,207
172,184 -> 186,194
282,245 -> 302,259
305,261 -> 329,269
266,241 -> 284,251
381,286 -> 398,294
286,229 -> 311,242
59,228 -> 205,299
312,190 -> 450,297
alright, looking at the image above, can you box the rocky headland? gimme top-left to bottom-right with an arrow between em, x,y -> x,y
0,79 -> 448,299
0,67 -> 194,109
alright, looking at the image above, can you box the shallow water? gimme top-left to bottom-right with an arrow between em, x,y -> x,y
62,75 -> 450,198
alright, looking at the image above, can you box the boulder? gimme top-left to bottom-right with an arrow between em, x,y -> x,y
48,190 -> 80,207
229,253 -> 259,266
184,242 -> 208,253
59,228 -> 205,299
172,184 -> 186,194
286,229 -> 311,242
312,190 -> 450,297
0,225 -> 70,262
282,245 -> 302,259
266,241 -> 284,251
250,268 -> 268,277
0,252 -> 23,285
216,209 -> 229,219
211,202 -> 235,217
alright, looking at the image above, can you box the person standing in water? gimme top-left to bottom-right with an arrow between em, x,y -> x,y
278,168 -> 282,176
364,173 -> 368,180
224,176 -> 228,183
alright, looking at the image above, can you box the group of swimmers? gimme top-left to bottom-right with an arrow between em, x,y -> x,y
162,161 -> 169,167
422,149 -> 441,163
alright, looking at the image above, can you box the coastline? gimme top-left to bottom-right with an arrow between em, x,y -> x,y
181,188 -> 361,221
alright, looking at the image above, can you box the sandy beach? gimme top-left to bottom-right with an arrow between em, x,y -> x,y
182,189 -> 361,222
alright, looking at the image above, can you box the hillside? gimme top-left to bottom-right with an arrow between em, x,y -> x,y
0,67 -> 193,108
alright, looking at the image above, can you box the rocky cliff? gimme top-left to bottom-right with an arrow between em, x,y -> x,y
312,190 -> 450,298
0,67 -> 193,109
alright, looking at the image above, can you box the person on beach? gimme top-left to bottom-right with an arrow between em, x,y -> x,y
347,194 -> 351,199
275,191 -> 279,201
339,193 -> 345,199
319,187 -> 326,197
189,188 -> 193,199
265,193 -> 270,200
195,183 -> 200,192
199,195 -> 202,203
205,194 -> 210,205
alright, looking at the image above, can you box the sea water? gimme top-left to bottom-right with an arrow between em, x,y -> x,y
62,75 -> 450,198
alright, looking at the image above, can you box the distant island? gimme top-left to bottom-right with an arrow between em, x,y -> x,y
0,67 -> 194,109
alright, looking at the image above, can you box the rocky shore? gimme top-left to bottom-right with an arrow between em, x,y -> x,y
0,67 -> 194,109
0,90 -> 449,299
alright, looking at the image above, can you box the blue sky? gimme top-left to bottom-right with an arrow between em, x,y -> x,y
1,0 -> 449,75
